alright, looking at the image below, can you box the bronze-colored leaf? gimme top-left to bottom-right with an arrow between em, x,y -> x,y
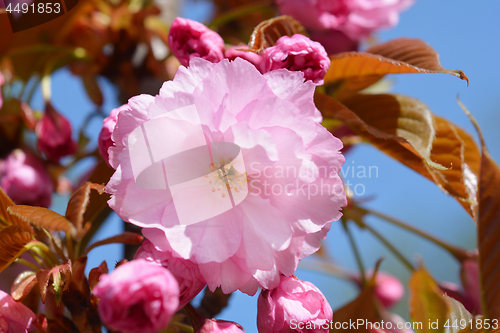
82,75 -> 103,106
37,261 -> 72,305
476,147 -> 500,319
0,185 -> 33,232
83,232 -> 144,256
409,265 -> 449,333
0,225 -> 34,273
88,261 -> 108,290
330,283 -> 380,333
324,38 -> 468,99
65,182 -> 105,238
8,206 -> 77,238
11,271 -> 38,302
247,15 -> 306,53
316,92 -> 481,218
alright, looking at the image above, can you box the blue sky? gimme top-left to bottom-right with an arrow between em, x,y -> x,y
30,0 -> 500,331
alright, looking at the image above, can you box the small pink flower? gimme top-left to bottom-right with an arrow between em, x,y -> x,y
460,259 -> 481,314
257,276 -> 332,333
107,58 -> 345,295
36,104 -> 77,162
0,290 -> 36,333
98,104 -> 130,166
185,304 -> 245,333
276,0 -> 414,41
135,240 -> 206,309
93,259 -> 180,333
260,34 -> 330,84
0,149 -> 53,207
168,17 -> 225,67
224,45 -> 262,70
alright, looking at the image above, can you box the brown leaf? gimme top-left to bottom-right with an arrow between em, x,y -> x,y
247,15 -> 306,53
477,148 -> 500,319
409,265 -> 449,333
0,225 -> 34,273
82,75 -> 103,106
331,283 -> 380,333
88,261 -> 108,290
65,182 -> 105,238
316,92 -> 481,218
11,271 -> 38,301
83,232 -> 144,256
8,206 -> 77,238
0,186 -> 33,232
324,38 -> 468,100
37,261 -> 72,305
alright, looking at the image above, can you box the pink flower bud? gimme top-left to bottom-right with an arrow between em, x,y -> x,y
185,304 -> 245,333
36,103 -> 77,162
372,272 -> 404,309
168,17 -> 225,67
0,150 -> 53,207
93,259 -> 180,333
98,104 -> 129,166
0,290 -> 36,333
260,34 -> 330,84
352,271 -> 404,309
224,45 -> 262,70
135,240 -> 206,310
308,29 -> 358,55
257,276 -> 332,333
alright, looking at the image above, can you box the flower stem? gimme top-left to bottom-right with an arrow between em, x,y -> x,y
343,221 -> 366,284
365,208 -> 470,261
14,258 -> 40,271
362,222 -> 415,272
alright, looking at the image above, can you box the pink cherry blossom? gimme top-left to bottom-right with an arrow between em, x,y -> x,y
0,149 -> 53,207
257,275 -> 332,333
135,240 -> 206,309
276,0 -> 415,41
372,272 -> 404,308
0,290 -> 36,333
93,259 -> 180,333
168,17 -> 225,67
98,104 -> 130,166
261,34 -> 330,84
36,103 -> 77,162
224,45 -> 262,70
106,57 -> 346,295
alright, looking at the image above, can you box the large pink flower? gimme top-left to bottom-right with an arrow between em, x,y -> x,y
276,0 -> 414,41
0,290 -> 36,333
106,58 -> 346,295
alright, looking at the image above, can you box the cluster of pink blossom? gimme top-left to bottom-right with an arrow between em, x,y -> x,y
168,17 -> 330,84
89,6 -> 417,331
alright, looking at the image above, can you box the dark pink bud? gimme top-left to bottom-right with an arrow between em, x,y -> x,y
98,104 -> 129,166
93,259 -> 180,333
36,103 -> 77,162
168,17 -> 225,67
135,240 -> 206,310
0,149 -> 53,207
260,34 -> 330,84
